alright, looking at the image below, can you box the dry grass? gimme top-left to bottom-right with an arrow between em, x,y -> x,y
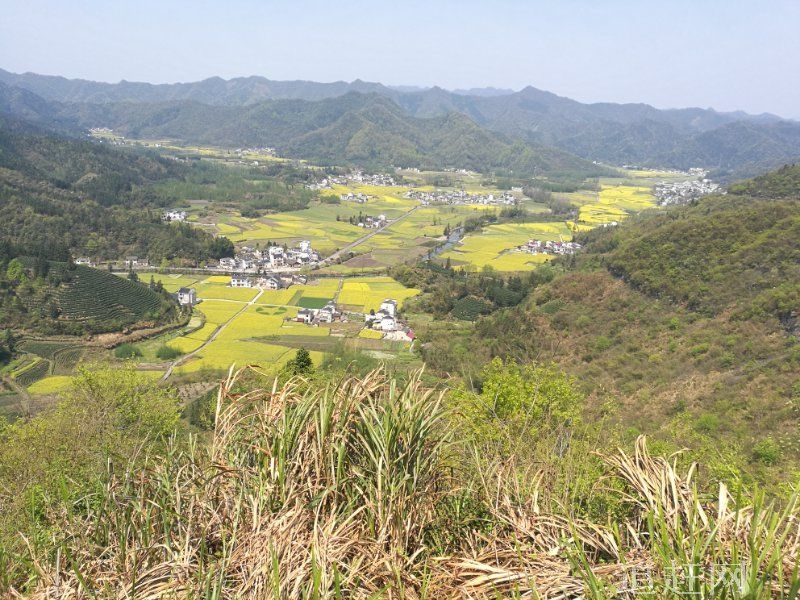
14,373 -> 800,598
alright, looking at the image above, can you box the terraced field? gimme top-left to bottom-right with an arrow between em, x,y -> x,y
58,266 -> 168,326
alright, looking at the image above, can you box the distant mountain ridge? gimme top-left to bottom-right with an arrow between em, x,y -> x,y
0,82 -> 611,179
1,68 -> 799,177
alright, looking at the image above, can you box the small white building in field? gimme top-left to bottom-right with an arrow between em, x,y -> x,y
230,275 -> 252,288
177,287 -> 197,306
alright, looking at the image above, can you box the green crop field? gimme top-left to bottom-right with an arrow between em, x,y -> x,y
441,222 -> 572,272
14,358 -> 51,387
27,375 -> 74,395
441,172 -> 662,271
152,274 -> 204,293
194,283 -> 259,302
337,277 -> 420,313
194,300 -> 246,325
160,277 -> 416,377
253,289 -> 301,306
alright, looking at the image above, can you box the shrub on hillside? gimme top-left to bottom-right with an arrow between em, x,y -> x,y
114,343 -> 142,359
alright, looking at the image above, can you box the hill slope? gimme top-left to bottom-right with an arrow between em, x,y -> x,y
50,92 -> 611,178
2,260 -> 177,335
419,165 -> 800,488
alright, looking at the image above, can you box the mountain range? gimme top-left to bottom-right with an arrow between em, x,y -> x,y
1,68 -> 799,179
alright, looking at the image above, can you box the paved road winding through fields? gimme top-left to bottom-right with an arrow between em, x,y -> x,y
161,288 -> 264,382
319,206 -> 419,266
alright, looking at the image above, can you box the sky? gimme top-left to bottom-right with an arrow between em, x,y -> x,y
1,0 -> 799,118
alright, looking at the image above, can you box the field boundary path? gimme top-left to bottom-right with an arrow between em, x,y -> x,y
320,206 -> 419,266
2,375 -> 31,417
161,288 -> 264,382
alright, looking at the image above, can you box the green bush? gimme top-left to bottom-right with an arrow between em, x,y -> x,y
114,343 -> 142,359
156,345 -> 183,360
753,437 -> 781,465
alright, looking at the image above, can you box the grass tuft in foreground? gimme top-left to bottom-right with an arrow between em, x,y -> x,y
11,369 -> 800,598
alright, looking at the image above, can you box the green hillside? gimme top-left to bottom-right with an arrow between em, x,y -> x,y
1,261 -> 178,335
36,89 -> 613,180
418,166 -> 800,490
0,117 -> 233,262
56,266 -> 169,325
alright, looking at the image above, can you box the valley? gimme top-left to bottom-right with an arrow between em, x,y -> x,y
1,62 -> 799,598
1,131 -> 699,413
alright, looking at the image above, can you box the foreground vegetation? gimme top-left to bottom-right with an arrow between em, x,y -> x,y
1,366 -> 798,597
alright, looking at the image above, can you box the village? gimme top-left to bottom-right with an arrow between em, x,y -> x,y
654,177 -> 720,206
404,189 -> 518,206
516,239 -> 582,256
216,240 -> 321,274
306,170 -> 397,191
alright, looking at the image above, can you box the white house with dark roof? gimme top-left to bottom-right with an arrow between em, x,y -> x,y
379,299 -> 397,318
177,287 -> 197,306
230,275 -> 252,288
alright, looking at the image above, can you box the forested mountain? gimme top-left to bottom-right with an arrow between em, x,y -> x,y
416,164 -> 800,486
0,69 -> 397,105
3,69 -> 799,177
0,83 -> 611,179
0,115 -> 231,262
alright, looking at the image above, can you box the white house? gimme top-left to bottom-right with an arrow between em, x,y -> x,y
296,308 -> 315,324
177,287 -> 197,306
385,328 -> 414,343
380,316 -> 396,332
259,276 -> 282,290
230,275 -> 252,288
379,299 -> 397,318
163,210 -> 187,222
219,257 -> 237,270
299,240 -> 312,253
318,302 -> 337,323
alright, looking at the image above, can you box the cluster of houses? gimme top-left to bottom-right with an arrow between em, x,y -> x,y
230,273 -> 308,289
346,214 -> 387,229
123,256 -> 150,268
306,170 -> 397,191
234,146 -> 277,157
295,301 -> 341,325
339,192 -> 372,203
518,239 -> 582,256
218,241 -> 320,273
363,299 -> 415,342
404,189 -> 518,206
162,210 -> 188,222
654,178 -> 720,206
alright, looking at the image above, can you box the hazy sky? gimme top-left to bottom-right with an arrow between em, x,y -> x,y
2,0 -> 798,118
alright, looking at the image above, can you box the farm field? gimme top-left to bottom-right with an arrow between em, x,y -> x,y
155,276 -> 417,378
444,169 -> 673,271
212,187 -> 418,253
337,277 -> 420,313
441,222 -> 572,271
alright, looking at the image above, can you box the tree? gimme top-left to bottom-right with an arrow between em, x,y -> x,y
456,358 -> 582,454
285,347 -> 314,376
6,259 -> 27,283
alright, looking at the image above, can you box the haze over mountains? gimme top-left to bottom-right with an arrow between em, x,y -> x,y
1,68 -> 799,180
